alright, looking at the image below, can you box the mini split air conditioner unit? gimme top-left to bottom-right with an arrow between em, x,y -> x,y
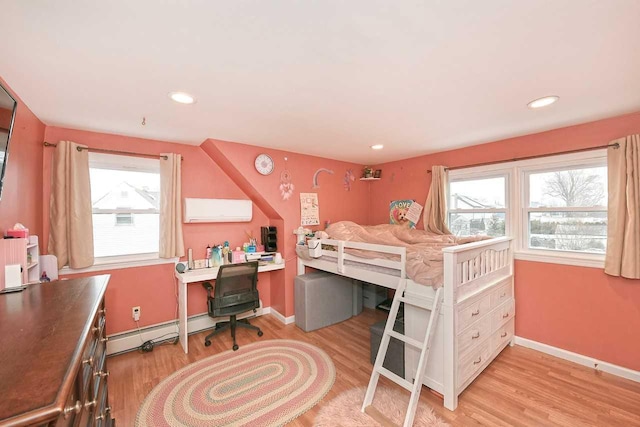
183,198 -> 253,223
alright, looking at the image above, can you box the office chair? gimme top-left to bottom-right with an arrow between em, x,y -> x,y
202,261 -> 263,351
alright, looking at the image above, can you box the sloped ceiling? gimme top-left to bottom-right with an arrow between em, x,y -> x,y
1,1 -> 639,163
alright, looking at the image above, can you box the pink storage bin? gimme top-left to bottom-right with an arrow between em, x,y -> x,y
232,251 -> 246,263
6,228 -> 29,239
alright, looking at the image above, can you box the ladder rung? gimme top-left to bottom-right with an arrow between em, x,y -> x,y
376,366 -> 413,391
397,295 -> 433,310
387,330 -> 423,349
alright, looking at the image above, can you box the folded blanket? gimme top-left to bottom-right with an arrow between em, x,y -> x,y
325,221 -> 487,288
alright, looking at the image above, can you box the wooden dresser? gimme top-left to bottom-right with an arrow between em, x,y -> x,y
0,275 -> 114,427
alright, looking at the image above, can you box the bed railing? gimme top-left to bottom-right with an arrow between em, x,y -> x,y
299,235 -> 514,298
442,236 -> 513,302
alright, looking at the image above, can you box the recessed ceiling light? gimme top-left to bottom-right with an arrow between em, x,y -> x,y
169,91 -> 196,104
370,144 -> 384,150
527,95 -> 559,109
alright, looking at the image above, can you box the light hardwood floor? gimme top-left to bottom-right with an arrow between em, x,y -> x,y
108,310 -> 640,426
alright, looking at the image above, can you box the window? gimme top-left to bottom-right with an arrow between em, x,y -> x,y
448,175 -> 508,237
524,163 -> 607,254
446,150 -> 608,267
89,153 -> 160,260
115,213 -> 134,226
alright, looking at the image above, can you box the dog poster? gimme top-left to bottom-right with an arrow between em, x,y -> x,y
389,200 -> 417,228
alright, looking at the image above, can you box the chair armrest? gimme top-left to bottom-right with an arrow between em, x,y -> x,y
202,281 -> 214,292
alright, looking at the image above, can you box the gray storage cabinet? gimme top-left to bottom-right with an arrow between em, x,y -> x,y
370,317 -> 405,378
295,272 -> 354,332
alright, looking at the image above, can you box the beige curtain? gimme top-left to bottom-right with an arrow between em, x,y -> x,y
423,165 -> 451,234
159,153 -> 185,258
605,135 -> 640,279
48,141 -> 94,269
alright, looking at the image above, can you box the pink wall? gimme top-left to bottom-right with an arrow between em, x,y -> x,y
0,77 -> 45,236
371,112 -> 640,371
201,139 -> 371,317
42,127 -> 272,335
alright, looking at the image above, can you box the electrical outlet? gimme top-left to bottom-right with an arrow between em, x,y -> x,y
132,306 -> 141,321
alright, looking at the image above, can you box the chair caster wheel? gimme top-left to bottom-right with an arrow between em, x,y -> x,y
257,331 -> 263,337
233,344 -> 239,351
204,340 -> 211,347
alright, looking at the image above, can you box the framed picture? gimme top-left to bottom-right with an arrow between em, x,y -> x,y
373,169 -> 382,178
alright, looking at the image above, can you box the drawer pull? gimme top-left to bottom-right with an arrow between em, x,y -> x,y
471,332 -> 480,339
99,308 -> 107,315
501,332 -> 508,338
500,292 -> 507,298
85,399 -> 97,409
473,356 -> 482,365
63,401 -> 82,418
95,370 -> 110,378
471,309 -> 480,316
96,413 -> 105,422
83,356 -> 94,367
100,336 -> 109,343
502,313 -> 510,319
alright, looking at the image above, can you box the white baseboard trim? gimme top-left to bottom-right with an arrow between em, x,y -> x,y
107,306 -> 270,355
514,336 -> 640,383
269,307 -> 296,325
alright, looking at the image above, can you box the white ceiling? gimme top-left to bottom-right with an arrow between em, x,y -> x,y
1,1 -> 639,164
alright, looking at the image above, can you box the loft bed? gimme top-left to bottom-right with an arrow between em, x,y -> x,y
295,222 -> 515,411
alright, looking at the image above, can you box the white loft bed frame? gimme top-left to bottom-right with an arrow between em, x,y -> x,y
296,236 -> 515,411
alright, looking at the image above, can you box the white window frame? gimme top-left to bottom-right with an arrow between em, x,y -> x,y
447,170 -> 512,237
61,153 -> 176,275
447,149 -> 607,269
518,153 -> 607,268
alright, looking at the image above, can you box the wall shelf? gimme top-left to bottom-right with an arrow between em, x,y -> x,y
360,177 -> 381,181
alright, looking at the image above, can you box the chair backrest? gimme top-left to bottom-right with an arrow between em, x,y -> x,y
210,261 -> 259,317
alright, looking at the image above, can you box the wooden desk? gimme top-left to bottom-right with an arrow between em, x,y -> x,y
174,262 -> 285,353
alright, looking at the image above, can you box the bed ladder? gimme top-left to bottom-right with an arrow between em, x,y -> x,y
362,281 -> 443,427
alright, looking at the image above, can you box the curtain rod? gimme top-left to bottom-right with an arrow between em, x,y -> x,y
43,141 -> 172,160
427,142 -> 619,173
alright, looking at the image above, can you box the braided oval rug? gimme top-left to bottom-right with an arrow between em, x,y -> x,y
135,339 -> 335,427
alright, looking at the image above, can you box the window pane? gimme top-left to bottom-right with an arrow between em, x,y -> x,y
449,212 -> 506,237
528,212 -> 607,253
529,166 -> 607,208
450,177 -> 505,209
90,161 -> 160,258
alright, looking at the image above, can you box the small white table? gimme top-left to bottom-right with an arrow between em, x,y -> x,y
174,262 -> 285,353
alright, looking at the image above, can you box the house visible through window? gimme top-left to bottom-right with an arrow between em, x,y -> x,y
448,175 -> 507,237
89,153 -> 160,260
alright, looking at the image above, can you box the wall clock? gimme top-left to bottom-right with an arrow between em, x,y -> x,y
254,154 -> 275,175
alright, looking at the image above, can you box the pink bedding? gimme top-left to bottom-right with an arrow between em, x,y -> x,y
325,221 -> 488,288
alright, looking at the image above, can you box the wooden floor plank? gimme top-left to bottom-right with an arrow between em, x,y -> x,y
107,310 -> 640,426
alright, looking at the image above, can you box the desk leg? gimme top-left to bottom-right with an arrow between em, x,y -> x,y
178,279 -> 188,353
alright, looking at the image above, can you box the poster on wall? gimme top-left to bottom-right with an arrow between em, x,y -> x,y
300,193 -> 320,226
389,199 -> 419,229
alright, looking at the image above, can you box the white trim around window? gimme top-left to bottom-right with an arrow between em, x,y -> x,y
448,149 -> 608,269
60,253 -> 179,275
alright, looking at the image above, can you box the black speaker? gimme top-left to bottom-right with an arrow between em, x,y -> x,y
261,226 -> 277,252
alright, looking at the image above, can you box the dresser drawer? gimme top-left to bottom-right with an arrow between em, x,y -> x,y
457,338 -> 492,388
457,315 -> 491,359
491,299 -> 515,331
490,282 -> 512,309
492,318 -> 514,354
457,293 -> 492,333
